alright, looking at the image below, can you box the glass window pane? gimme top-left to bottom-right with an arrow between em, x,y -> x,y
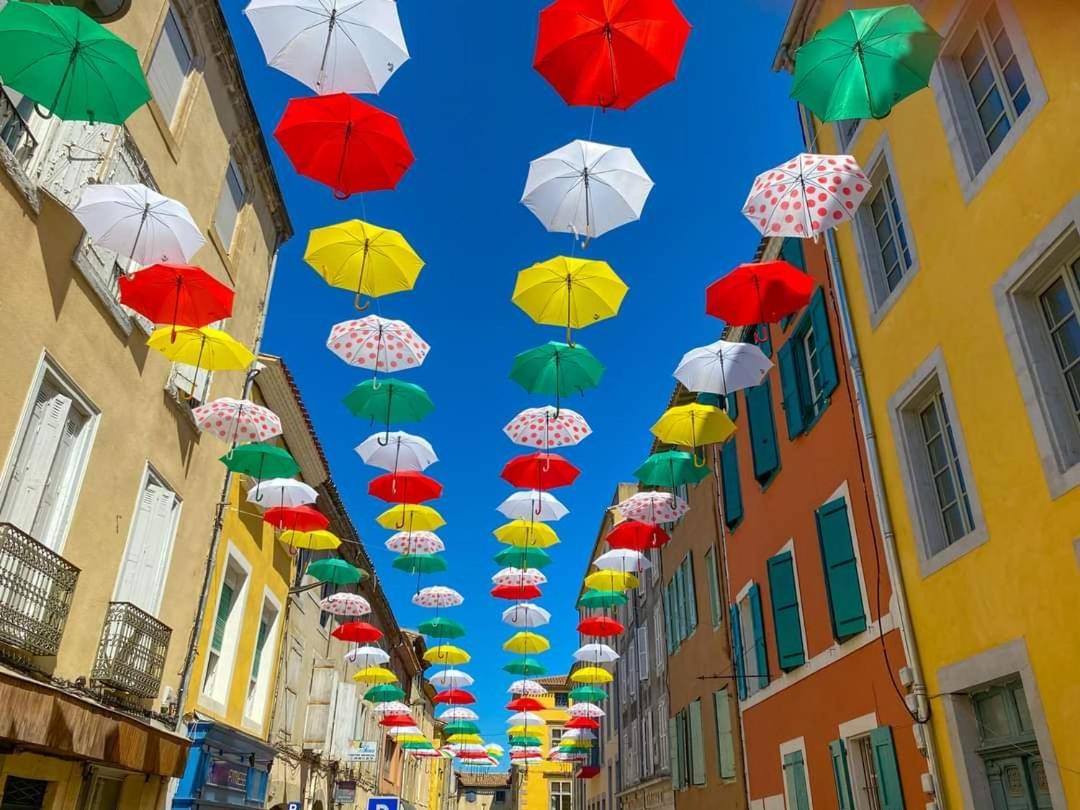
1001,58 -> 1025,97
967,59 -> 996,103
992,30 -> 1015,68
870,192 -> 888,223
985,116 -> 1011,153
934,468 -> 958,508
978,89 -> 1007,133
985,3 -> 1004,36
919,403 -> 941,438
926,434 -> 950,472
214,162 -> 245,248
961,35 -> 985,77
1065,366 -> 1080,414
1012,85 -> 1030,116
880,238 -> 899,272
1051,318 -> 1080,368
975,691 -> 1011,740
942,504 -> 966,543
147,9 -> 192,124
1012,684 -> 1033,732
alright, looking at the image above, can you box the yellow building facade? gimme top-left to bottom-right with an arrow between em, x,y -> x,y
518,677 -> 578,810
776,3 -> 1080,809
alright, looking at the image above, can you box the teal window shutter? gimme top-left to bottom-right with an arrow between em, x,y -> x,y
729,605 -> 746,700
766,551 -> 805,670
809,287 -> 839,398
815,498 -> 867,640
673,564 -> 687,642
870,727 -> 905,810
748,584 -> 769,689
713,689 -> 736,779
663,584 -> 676,654
782,750 -> 811,810
719,439 -> 743,529
777,341 -> 806,439
780,237 -> 806,270
668,716 -> 681,787
696,392 -> 723,408
829,739 -> 855,810
746,380 -> 780,483
684,555 -> 698,632
212,582 -> 234,652
675,711 -> 688,789
688,700 -> 706,785
725,392 -> 738,420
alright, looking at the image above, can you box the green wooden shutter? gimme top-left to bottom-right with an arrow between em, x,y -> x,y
212,582 -> 234,651
766,551 -> 805,670
729,605 -> 746,700
725,392 -> 738,420
783,750 -> 811,810
684,556 -> 698,632
748,584 -> 769,689
830,739 -> 855,810
719,439 -> 743,529
777,342 -> 806,439
673,564 -> 687,643
697,392 -> 723,408
713,689 -> 735,779
668,716 -> 681,788
870,727 -> 905,810
746,380 -> 779,483
781,237 -> 806,270
675,711 -> 688,789
815,498 -> 867,640
809,287 -> 838,398
688,700 -> 706,785
663,583 -> 676,655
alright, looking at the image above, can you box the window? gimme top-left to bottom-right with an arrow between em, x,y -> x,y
202,552 -> 248,704
836,118 -> 862,150
719,438 -> 743,529
731,585 -> 768,700
766,550 -> 805,670
959,3 -> 1029,156
664,554 -> 697,650
147,6 -> 194,125
815,498 -> 867,641
0,362 -> 97,551
703,547 -> 722,628
1038,259 -> 1080,430
550,780 -> 572,810
641,709 -> 654,777
658,695 -> 669,769
114,467 -> 180,616
215,159 -> 246,251
550,726 -> 565,748
245,596 -> 280,725
778,288 -> 838,438
670,703 -> 706,789
653,601 -> 665,671
918,391 -> 976,545
833,728 -> 905,810
0,777 -> 48,810
746,378 -> 780,484
495,791 -> 507,803
167,318 -> 225,406
637,625 -> 649,680
713,689 -> 736,780
554,691 -> 569,708
970,680 -> 1051,810
868,171 -> 913,297
782,749 -> 811,810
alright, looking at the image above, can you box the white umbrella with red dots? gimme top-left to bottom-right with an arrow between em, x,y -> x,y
327,315 -> 430,374
193,397 -> 282,443
503,406 -> 592,449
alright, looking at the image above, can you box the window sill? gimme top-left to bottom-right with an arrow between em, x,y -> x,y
71,247 -> 135,338
208,226 -> 237,284
917,523 -> 990,578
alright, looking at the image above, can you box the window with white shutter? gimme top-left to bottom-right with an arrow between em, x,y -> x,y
214,159 -> 246,251
244,596 -> 280,729
654,602 -> 665,671
147,6 -> 194,126
627,637 -> 637,702
659,695 -> 669,770
114,467 -> 180,616
637,625 -> 649,680
304,657 -> 336,752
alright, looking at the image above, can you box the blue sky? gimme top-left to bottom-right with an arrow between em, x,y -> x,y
221,1 -> 801,744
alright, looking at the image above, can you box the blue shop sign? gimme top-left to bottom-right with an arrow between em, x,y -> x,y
174,720 -> 276,809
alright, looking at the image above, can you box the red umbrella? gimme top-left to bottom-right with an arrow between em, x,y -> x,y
566,716 -> 600,730
274,93 -> 414,199
533,0 -> 692,110
380,714 -> 417,727
264,505 -> 330,533
491,583 -> 543,601
333,621 -> 383,643
577,616 -> 623,637
368,471 -> 443,504
456,751 -> 493,760
434,689 -> 476,705
118,263 -> 233,339
506,697 -> 546,712
605,520 -> 669,551
706,260 -> 814,326
501,452 -> 580,490
577,766 -> 601,779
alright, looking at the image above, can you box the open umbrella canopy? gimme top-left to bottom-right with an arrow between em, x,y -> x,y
447,733 -> 484,745
577,616 -> 624,638
491,583 -> 543,601
386,531 -> 445,555
344,645 -> 390,667
510,342 -> 605,406
493,520 -> 560,549
503,406 -> 592,449
512,257 -> 628,344
567,702 -> 605,719
417,616 -> 465,639
265,505 -> 329,533
353,666 -> 398,685
503,658 -> 547,676
497,490 -> 569,522
605,520 -> 670,550
494,546 -> 552,570
428,669 -> 474,690
594,549 -> 651,573
651,403 -> 736,450
412,586 -> 464,608
424,645 -> 471,666
344,379 -> 434,426
573,643 -> 619,663
356,430 -> 437,472
321,593 -> 371,616
501,452 -> 580,491
583,570 -> 640,592
247,478 -> 318,509
369,471 -> 443,504
307,558 -> 364,585
392,553 -> 447,575
570,666 -> 613,684
147,327 -> 253,371
506,711 -> 545,727
569,685 -> 607,703
376,504 -> 445,532
706,260 -> 815,326
503,631 -> 551,655
364,683 -> 404,702
577,589 -> 628,609
220,444 -> 299,480
280,529 -> 342,551
507,679 -> 547,697
634,449 -> 710,489
491,567 -> 547,588
434,689 -> 476,705
380,714 -> 418,728
306,220 -> 424,303
193,398 -> 283,445
336,621 -> 383,644
675,339 -> 774,396
506,697 -> 545,712
617,494 -> 686,526
566,716 -> 601,730
119,264 -> 233,335
327,315 -> 430,373
439,708 -> 479,722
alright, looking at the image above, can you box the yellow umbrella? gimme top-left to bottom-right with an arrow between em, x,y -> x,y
279,529 -> 341,550
423,645 -> 470,665
507,725 -> 544,737
394,733 -> 427,744
353,666 -> 398,685
570,666 -> 613,684
503,632 -> 550,655
448,733 -> 483,745
493,520 -> 559,549
304,219 -> 424,310
376,504 -> 445,532
650,403 -> 736,466
583,570 -> 640,592
512,256 -> 628,344
147,326 -> 254,399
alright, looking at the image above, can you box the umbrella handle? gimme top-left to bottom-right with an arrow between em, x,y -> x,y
177,338 -> 206,402
33,103 -> 55,121
334,189 -> 351,201
354,293 -> 371,311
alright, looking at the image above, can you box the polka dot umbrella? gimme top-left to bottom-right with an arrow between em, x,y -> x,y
503,406 -> 591,449
616,491 -> 688,525
491,567 -> 548,588
193,398 -> 282,444
507,679 -> 547,697
385,530 -> 445,555
326,315 -> 430,375
412,585 -> 464,609
320,592 -> 372,616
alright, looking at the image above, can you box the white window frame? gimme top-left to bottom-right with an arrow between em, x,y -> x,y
779,737 -> 813,810
243,588 -> 282,732
658,695 -> 669,770
147,4 -> 195,127
214,158 -> 246,253
200,542 -> 251,712
838,713 -> 880,810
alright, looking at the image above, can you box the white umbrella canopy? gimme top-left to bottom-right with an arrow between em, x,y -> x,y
344,645 -> 390,667
507,679 -> 546,697
521,139 -> 654,240
506,712 -> 545,726
503,406 -> 592,449
491,567 -> 547,588
573,643 -> 619,664
385,531 -> 445,555
562,729 -> 597,741
356,430 -> 437,472
593,549 -> 651,573
412,586 -> 464,608
72,183 -> 205,265
502,602 -> 551,628
370,701 -> 412,716
438,707 -> 479,721
616,492 -> 688,524
247,478 -> 318,509
192,398 -> 282,444
674,340 -> 773,396
567,702 -> 605,719
388,725 -> 422,738
244,0 -> 409,95
320,592 -> 371,616
327,316 -> 430,373
497,490 -> 568,522
428,669 -> 475,689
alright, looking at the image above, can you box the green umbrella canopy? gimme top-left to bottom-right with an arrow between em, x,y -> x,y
306,558 -> 365,585
392,553 -> 447,575
508,735 -> 542,747
510,342 -> 604,405
569,685 -> 606,703
493,546 -> 553,569
791,4 -> 942,121
560,741 -> 591,751
634,450 -> 710,489
343,379 -> 434,425
365,684 -> 405,703
503,658 -> 546,676
220,443 -> 299,479
0,3 -> 150,125
443,721 -> 480,736
576,589 -> 628,609
417,616 -> 466,639
401,741 -> 433,750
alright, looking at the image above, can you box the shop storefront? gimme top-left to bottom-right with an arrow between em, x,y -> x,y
173,721 -> 276,809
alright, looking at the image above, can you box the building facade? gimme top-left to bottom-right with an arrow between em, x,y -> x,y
775,2 -> 1080,808
453,774 -> 511,810
716,237 -> 927,810
517,676 -> 579,810
0,0 -> 288,807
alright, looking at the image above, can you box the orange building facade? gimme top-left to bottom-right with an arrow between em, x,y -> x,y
717,236 -> 930,810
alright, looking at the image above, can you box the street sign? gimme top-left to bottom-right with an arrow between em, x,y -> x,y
334,781 -> 357,804
367,798 -> 400,810
286,802 -> 302,810
347,740 -> 378,762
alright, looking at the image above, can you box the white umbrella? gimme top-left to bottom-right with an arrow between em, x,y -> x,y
320,592 -> 371,616
385,531 -> 445,555
674,340 -> 773,396
412,586 -> 464,609
573,643 -> 619,664
439,707 -> 479,721
497,490 -> 568,522
567,703 -> 605,719
562,729 -> 597,741
388,725 -> 422,738
193,398 -> 282,443
344,645 -> 390,667
247,478 -> 318,509
617,492 -> 688,524
506,712 -> 544,726
327,316 -> 430,373
73,183 -> 205,266
521,139 -> 654,240
244,0 -> 409,95
428,669 -> 474,689
491,568 -> 547,588
371,701 -> 412,716
593,549 -> 652,573
502,603 -> 551,628
507,679 -> 546,697
356,430 -> 437,472
504,406 -> 592,449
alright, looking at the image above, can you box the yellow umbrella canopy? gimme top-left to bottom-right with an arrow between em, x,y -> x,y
148,326 -> 254,368
583,570 -> 640,592
503,631 -> 551,655
447,733 -> 484,745
376,504 -> 446,532
493,520 -> 560,549
650,403 -> 736,464
304,219 -> 424,309
353,666 -> 398,685
570,666 -> 613,684
512,256 -> 628,344
423,644 -> 471,665
507,724 -> 543,737
279,529 -> 341,550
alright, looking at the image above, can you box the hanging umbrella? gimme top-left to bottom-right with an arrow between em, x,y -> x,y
573,643 -> 618,664
417,616 -> 465,639
512,257 -> 628,344
73,184 -> 205,265
434,689 -> 476,705
562,729 -> 597,741
651,403 -> 735,464
506,712 -> 545,727
494,546 -> 552,570
344,646 -> 390,667
743,153 -> 870,239
412,586 -> 464,609
392,553 -> 447,575
569,685 -> 607,703
507,679 -> 546,697
577,589 -> 627,609
533,0 -> 691,110
0,2 -> 150,124
705,261 -> 815,326
503,406 -> 592,449
568,703 -> 605,719
424,645 -> 470,666
577,616 -> 624,638
616,491 -> 688,524
320,592 -> 372,616
522,139 -> 654,239
494,520 -> 560,549
491,583 -> 543,601
364,683 -> 404,702
280,529 -> 341,551
353,666 -> 398,685
275,94 -> 414,199
428,669 -> 475,689
497,490 -> 568,522
357,430 -> 437,473
593,549 -> 651,574
439,707 -> 479,722
674,339 -> 774,396
344,380 -> 434,439
193,398 -> 283,444
606,520 -> 669,550
380,714 -> 418,729
486,744 -> 505,757
369,471 -> 442,504
504,632 -> 551,655
247,478 -> 318,509
634,450 -> 710,489
336,621 -> 383,644
507,734 -> 543,749
566,716 -> 600,730
491,568 -> 548,588
387,724 -> 421,736
266,505 -> 329,533
386,531 -> 445,555
147,327 -> 254,390
503,658 -> 547,677
328,315 -> 430,372
376,504 -> 445,532
506,697 -> 545,712
119,263 -> 233,339
501,452 -> 579,491
583,570 -> 639,592
791,4 -> 941,122
307,558 -> 364,585
510,342 -> 605,412
571,667 -> 613,685
244,0 -> 409,95
220,444 -> 299,480
447,733 -> 484,745
307,221 -> 425,309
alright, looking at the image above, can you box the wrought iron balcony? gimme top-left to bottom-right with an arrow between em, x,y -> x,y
92,602 -> 171,699
0,523 -> 80,657
0,91 -> 38,170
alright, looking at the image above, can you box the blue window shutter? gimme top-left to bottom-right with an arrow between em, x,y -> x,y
719,439 -> 743,529
748,584 -> 769,689
870,727 -> 905,810
766,552 -> 805,670
815,498 -> 867,640
783,750 -> 810,810
777,341 -> 806,439
746,380 -> 779,483
780,237 -> 806,271
729,605 -> 746,700
830,739 -> 855,810
697,392 -> 723,408
809,287 -> 839,398
725,392 -> 738,421
664,584 -> 676,654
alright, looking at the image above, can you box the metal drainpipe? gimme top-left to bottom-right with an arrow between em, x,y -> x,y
173,245 -> 281,730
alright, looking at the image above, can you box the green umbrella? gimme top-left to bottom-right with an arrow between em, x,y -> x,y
417,616 -> 466,639
503,658 -> 546,676
510,341 -> 604,412
634,450 -> 710,489
560,741 -> 591,751
306,558 -> 365,585
220,443 -> 299,480
791,4 -> 941,121
343,380 -> 434,441
0,3 -> 150,124
392,553 -> 447,574
401,741 -> 433,750
576,589 -> 628,609
508,735 -> 542,747
569,685 -> 606,703
444,721 -> 480,736
493,546 -> 553,569
365,684 -> 405,703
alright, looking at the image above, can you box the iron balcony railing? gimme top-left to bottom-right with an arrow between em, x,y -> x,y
0,523 -> 79,657
92,601 -> 171,699
0,91 -> 38,170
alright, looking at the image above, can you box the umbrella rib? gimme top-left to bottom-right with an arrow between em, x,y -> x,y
790,48 -> 858,97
